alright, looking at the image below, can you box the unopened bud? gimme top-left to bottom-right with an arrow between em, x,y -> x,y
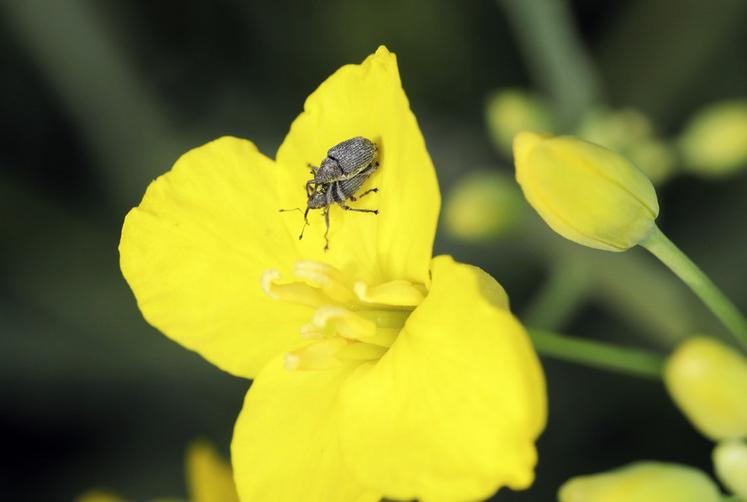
558,462 -> 720,502
513,132 -> 659,251
665,337 -> 747,440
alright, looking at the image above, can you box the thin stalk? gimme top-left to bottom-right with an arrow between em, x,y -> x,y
523,256 -> 592,330
640,226 -> 747,351
499,0 -> 602,128
528,328 -> 665,379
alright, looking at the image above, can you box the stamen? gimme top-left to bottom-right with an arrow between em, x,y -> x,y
363,328 -> 399,348
354,279 -> 427,307
336,342 -> 388,362
284,338 -> 348,371
357,310 -> 411,329
294,261 -> 355,304
312,306 -> 376,340
261,269 -> 327,308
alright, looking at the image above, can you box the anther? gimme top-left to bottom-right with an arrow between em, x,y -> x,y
354,279 -> 427,307
284,338 -> 348,371
312,306 -> 377,340
293,261 -> 354,304
261,269 -> 327,308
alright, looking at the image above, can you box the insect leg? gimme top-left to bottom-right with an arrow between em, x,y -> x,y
305,179 -> 317,197
339,204 -> 379,215
348,188 -> 378,201
323,207 -> 330,251
298,207 -> 310,240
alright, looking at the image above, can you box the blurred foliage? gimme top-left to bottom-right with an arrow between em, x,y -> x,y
1,0 -> 747,501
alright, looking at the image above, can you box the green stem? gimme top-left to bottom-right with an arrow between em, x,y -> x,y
523,257 -> 592,330
528,328 -> 665,379
499,0 -> 602,128
640,226 -> 747,350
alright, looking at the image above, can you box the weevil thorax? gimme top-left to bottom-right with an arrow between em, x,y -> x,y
261,261 -> 427,371
315,157 -> 344,184
307,187 -> 329,209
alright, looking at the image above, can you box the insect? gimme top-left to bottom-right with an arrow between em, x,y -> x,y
280,136 -> 380,251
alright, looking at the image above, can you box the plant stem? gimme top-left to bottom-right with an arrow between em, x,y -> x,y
640,226 -> 747,351
528,328 -> 665,379
499,0 -> 602,128
523,256 -> 592,330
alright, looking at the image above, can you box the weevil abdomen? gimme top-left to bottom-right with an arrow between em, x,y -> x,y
325,136 -> 377,176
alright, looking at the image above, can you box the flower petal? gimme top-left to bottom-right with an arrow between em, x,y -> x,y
338,255 -> 546,502
187,440 -> 240,502
120,137 -> 309,378
231,356 -> 380,502
276,46 -> 439,285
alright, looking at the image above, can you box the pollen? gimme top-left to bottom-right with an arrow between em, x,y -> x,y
261,260 -> 427,371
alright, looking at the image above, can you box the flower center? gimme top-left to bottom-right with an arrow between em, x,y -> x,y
261,260 -> 426,371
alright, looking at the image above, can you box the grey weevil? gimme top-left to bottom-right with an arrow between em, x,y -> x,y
304,136 -> 379,196
280,136 -> 380,251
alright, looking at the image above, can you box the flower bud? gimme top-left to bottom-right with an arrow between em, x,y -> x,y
665,337 -> 747,440
513,132 -> 659,251
576,108 -> 676,184
444,170 -> 525,241
558,462 -> 720,502
714,440 -> 747,499
679,100 -> 747,177
485,89 -> 554,156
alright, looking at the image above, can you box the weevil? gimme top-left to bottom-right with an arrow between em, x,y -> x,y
304,136 -> 379,196
280,136 -> 380,251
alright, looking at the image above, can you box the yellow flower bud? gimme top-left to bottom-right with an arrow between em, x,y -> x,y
558,462 -> 720,502
485,89 -> 554,155
444,170 -> 525,241
714,439 -> 747,498
513,132 -> 659,251
665,337 -> 747,440
679,100 -> 747,177
576,108 -> 677,184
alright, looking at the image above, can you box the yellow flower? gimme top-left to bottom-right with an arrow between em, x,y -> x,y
713,439 -> 747,499
513,132 -> 659,251
664,337 -> 747,440
558,462 -> 720,502
77,441 -> 238,502
679,100 -> 747,177
119,47 -> 546,502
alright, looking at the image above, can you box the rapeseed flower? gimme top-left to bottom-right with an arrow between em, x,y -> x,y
120,47 -> 546,502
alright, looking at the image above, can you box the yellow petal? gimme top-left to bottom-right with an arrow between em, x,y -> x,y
713,439 -> 747,499
514,132 -> 659,251
276,46 -> 439,285
186,441 -> 239,502
120,137 -> 309,378
664,337 -> 747,440
231,355 -> 380,502
338,255 -> 545,502
558,462 -> 720,502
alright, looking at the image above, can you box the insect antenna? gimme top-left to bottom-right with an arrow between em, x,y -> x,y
278,207 -> 311,240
